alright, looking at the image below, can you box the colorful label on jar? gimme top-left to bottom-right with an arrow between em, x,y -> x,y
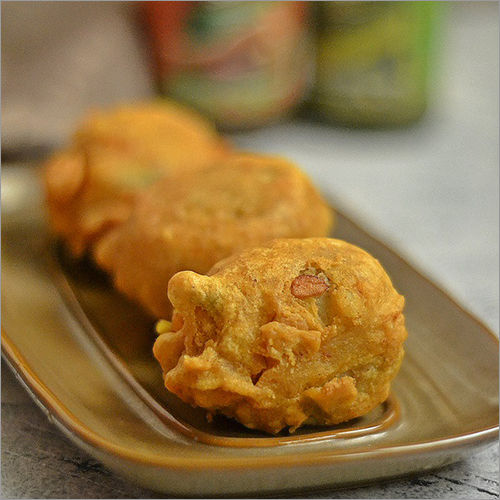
313,2 -> 439,126
144,1 -> 312,129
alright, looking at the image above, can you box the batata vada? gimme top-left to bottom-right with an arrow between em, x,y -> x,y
153,238 -> 407,434
95,154 -> 334,317
43,100 -> 228,256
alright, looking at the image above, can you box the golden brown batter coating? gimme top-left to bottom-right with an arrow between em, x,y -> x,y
95,154 -> 334,318
43,100 -> 227,256
153,238 -> 407,434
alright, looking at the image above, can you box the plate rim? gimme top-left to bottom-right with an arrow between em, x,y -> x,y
2,327 -> 498,472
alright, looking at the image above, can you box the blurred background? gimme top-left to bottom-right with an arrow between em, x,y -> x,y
3,1 -> 447,148
1,2 -> 499,498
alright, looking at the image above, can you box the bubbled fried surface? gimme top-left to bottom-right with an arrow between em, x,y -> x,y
153,238 -> 407,434
94,154 -> 334,318
43,100 -> 227,256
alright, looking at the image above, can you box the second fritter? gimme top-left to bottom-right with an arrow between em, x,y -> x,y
95,153 -> 334,317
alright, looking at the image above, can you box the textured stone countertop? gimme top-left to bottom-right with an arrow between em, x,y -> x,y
1,2 -> 498,498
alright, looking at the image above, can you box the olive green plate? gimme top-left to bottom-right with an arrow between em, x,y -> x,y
2,166 -> 498,496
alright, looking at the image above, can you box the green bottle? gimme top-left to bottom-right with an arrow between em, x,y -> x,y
312,2 -> 441,127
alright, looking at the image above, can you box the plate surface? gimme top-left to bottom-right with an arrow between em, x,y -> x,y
2,166 -> 498,496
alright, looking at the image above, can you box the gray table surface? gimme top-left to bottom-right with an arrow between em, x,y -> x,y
2,2 -> 498,498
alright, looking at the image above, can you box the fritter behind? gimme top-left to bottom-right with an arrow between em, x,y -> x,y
154,238 -> 407,434
43,100 -> 228,256
95,154 -> 334,318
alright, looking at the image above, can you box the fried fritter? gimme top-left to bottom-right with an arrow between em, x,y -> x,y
95,154 -> 334,318
153,238 -> 407,434
43,100 -> 228,256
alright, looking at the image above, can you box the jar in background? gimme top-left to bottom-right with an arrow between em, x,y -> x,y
312,2 -> 440,127
143,1 -> 312,131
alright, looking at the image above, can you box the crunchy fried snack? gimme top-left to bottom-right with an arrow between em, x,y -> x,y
153,238 -> 407,434
95,154 -> 334,318
43,100 -> 228,256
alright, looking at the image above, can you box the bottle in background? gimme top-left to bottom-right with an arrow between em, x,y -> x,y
142,1 -> 313,131
312,1 -> 441,127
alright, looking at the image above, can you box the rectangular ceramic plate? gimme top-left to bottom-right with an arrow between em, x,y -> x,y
2,166 -> 498,496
